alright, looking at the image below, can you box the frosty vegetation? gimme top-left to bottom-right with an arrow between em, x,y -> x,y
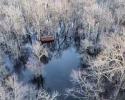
0,0 -> 125,100
66,0 -> 125,100
0,73 -> 59,100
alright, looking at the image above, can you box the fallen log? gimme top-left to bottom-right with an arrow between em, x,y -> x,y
40,35 -> 54,43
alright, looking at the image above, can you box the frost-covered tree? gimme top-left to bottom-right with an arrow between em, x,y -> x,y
0,73 -> 59,100
67,34 -> 125,100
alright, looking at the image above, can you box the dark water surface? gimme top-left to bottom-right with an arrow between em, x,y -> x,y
14,33 -> 81,99
43,47 -> 80,99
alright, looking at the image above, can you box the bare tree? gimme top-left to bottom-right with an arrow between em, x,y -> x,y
0,73 -> 59,100
67,34 -> 125,100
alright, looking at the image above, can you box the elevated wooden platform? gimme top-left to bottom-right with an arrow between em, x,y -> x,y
41,35 -> 54,43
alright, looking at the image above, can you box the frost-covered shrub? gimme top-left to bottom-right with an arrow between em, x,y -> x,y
67,34 -> 125,100
0,73 -> 59,100
0,50 -> 14,79
25,54 -> 43,77
37,89 -> 59,100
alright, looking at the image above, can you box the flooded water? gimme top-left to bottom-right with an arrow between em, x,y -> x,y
43,46 -> 80,99
10,33 -> 81,100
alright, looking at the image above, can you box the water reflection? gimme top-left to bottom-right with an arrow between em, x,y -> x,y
31,75 -> 44,88
39,30 -> 82,99
13,29 -> 82,99
40,55 -> 49,64
43,47 -> 80,99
